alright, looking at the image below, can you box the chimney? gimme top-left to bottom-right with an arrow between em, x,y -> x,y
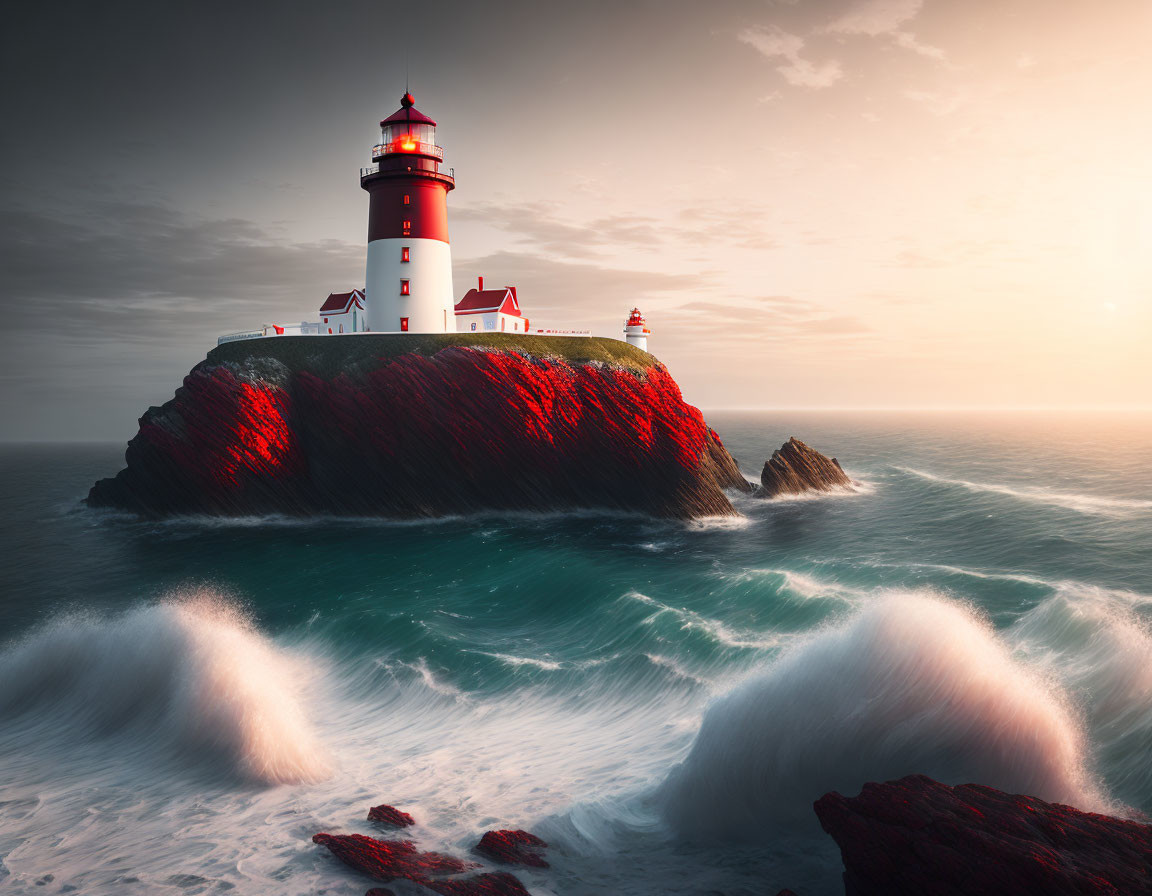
478,276 -> 484,291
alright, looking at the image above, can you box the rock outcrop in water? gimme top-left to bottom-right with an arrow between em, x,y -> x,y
311,833 -> 477,880
758,436 -> 852,498
814,774 -> 1152,895
87,334 -> 752,520
314,800 -> 539,896
368,804 -> 416,827
474,830 -> 549,868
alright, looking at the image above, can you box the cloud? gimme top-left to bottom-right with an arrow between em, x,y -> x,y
0,202 -> 363,343
455,201 -> 778,255
738,25 -> 844,89
821,1 -> 944,62
823,0 -> 923,36
660,296 -> 871,345
454,250 -> 709,327
893,31 -> 945,59
902,88 -> 968,116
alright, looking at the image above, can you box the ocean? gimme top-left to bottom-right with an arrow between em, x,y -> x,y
1,410 -> 1150,895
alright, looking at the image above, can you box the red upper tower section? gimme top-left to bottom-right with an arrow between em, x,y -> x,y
361,93 -> 455,244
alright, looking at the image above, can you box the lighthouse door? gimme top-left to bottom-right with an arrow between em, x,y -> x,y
353,310 -> 357,332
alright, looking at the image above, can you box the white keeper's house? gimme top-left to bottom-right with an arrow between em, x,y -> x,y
453,278 -> 529,333
319,289 -> 366,334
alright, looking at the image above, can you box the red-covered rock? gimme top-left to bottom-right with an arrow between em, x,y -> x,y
367,804 -> 415,827
422,872 -> 531,895
311,833 -> 478,882
814,774 -> 1152,895
474,829 -> 549,868
365,889 -> 395,896
88,336 -> 752,519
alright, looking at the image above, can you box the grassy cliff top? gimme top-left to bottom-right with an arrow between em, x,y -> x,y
206,333 -> 658,377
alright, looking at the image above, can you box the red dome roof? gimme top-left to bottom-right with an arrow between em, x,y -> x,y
380,92 -> 437,127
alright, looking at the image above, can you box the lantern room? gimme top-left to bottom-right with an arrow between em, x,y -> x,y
373,93 -> 443,162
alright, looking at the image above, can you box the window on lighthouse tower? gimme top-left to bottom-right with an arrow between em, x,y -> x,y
400,279 -> 410,296
401,246 -> 410,262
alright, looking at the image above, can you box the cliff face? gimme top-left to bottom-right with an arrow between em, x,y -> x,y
814,775 -> 1152,896
759,436 -> 852,498
88,335 -> 751,519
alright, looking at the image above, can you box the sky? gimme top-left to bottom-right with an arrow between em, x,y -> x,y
2,0 -> 1150,439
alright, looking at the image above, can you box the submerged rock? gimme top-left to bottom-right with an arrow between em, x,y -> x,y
367,804 -> 416,827
88,334 -> 751,520
421,872 -> 531,895
758,437 -> 852,498
474,829 -> 549,867
311,833 -> 477,882
814,774 -> 1152,895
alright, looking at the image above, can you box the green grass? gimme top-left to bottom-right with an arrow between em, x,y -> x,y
206,333 -> 657,377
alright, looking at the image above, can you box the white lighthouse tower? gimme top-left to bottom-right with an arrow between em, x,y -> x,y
623,308 -> 650,352
361,93 -> 456,333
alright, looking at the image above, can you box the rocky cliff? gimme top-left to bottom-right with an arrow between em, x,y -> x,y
88,334 -> 752,520
814,775 -> 1152,895
759,436 -> 853,498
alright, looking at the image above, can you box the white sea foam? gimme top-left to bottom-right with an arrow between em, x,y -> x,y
477,650 -> 565,671
0,592 -> 329,785
682,513 -> 755,531
645,653 -> 708,685
401,657 -> 470,701
658,591 -> 1109,838
1009,588 -> 1152,804
765,479 -> 875,503
897,466 -> 1152,517
721,567 -> 867,603
627,591 -> 781,650
862,559 -> 1053,587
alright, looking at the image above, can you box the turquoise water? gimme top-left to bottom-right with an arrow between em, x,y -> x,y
1,411 -> 1150,894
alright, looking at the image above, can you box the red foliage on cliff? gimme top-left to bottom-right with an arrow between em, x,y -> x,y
814,775 -> 1152,895
88,344 -> 750,518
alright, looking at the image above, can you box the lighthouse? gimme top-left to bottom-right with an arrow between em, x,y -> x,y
623,308 -> 650,351
361,93 -> 456,333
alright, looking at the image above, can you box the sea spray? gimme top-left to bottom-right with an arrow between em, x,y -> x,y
1010,586 -> 1152,808
0,591 -> 329,785
657,591 -> 1109,838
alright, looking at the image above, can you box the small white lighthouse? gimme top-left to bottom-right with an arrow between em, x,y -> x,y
361,93 -> 456,333
623,308 -> 650,352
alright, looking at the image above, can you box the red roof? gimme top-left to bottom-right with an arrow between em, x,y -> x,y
319,289 -> 364,314
380,92 -> 437,128
454,287 -> 521,317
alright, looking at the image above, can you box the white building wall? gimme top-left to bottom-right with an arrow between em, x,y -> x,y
456,312 -> 527,333
365,238 -> 454,333
320,307 -> 364,334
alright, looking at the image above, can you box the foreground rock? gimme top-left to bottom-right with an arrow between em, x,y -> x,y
758,437 -> 852,498
814,774 -> 1152,895
88,334 -> 751,520
368,804 -> 416,827
311,833 -> 476,881
474,830 -> 549,868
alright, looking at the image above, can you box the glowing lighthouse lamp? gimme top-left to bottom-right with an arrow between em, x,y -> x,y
361,93 -> 456,333
623,308 -> 651,352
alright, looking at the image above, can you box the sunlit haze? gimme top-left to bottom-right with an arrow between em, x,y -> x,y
2,0 -> 1150,439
